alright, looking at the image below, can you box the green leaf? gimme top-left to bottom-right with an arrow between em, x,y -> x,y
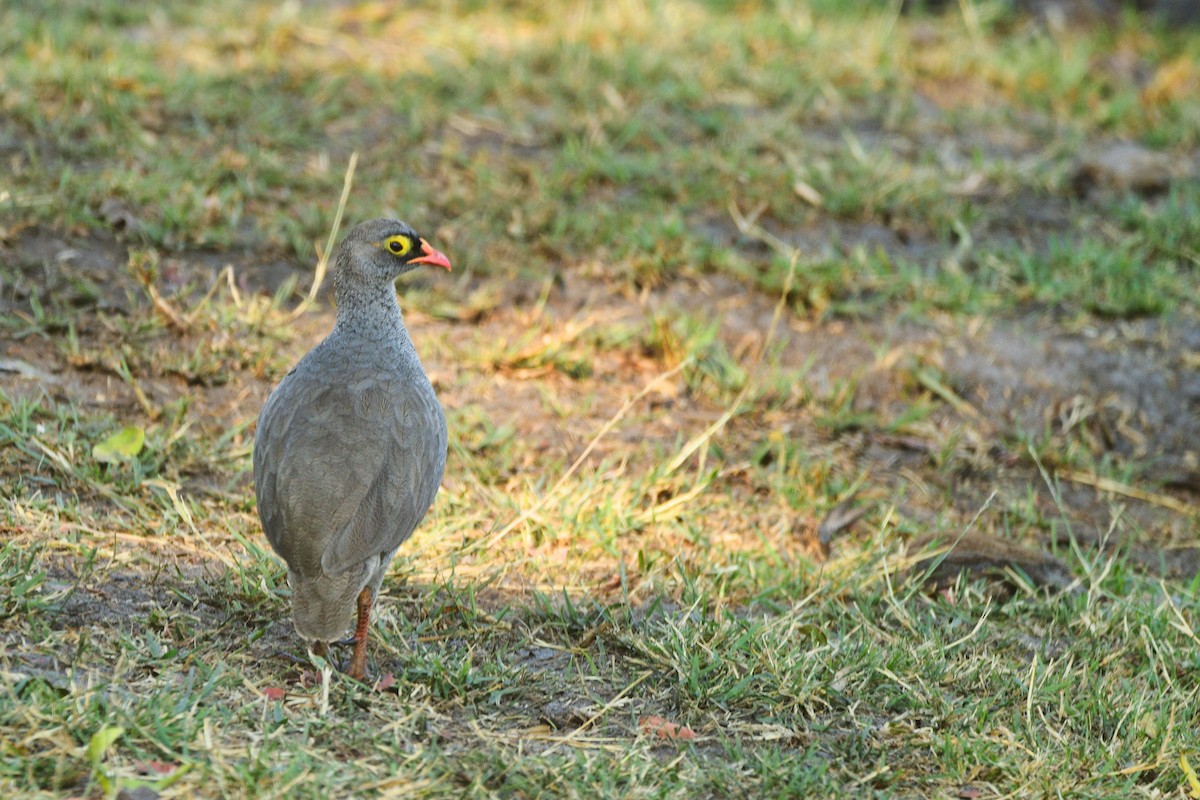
86,725 -> 124,766
92,426 -> 145,464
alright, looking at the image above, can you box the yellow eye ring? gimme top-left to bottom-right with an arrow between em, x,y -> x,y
384,235 -> 412,256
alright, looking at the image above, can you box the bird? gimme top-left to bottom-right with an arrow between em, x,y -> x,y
253,218 -> 451,681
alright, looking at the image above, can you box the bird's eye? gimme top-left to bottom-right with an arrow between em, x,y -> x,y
384,235 -> 411,256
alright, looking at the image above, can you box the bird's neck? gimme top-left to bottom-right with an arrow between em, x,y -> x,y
332,280 -> 408,342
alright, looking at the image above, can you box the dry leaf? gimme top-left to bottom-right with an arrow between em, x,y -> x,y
640,715 -> 697,741
598,574 -> 622,592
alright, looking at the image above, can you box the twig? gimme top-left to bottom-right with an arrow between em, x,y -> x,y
1058,469 -> 1194,516
144,283 -> 189,333
290,151 -> 358,319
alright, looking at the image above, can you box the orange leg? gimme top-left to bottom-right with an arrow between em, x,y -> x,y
346,587 -> 373,681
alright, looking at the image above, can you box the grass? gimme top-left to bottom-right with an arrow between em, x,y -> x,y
5,0 -> 1199,308
4,517 -> 1200,797
2,0 -> 1199,797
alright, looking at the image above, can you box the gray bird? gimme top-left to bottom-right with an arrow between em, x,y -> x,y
253,218 -> 451,680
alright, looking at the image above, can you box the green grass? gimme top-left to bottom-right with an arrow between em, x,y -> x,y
4,0 -> 1198,310
2,0 -> 1199,797
3,517 -> 1199,797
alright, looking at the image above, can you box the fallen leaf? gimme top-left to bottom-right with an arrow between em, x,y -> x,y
374,673 -> 396,692
639,715 -> 697,741
262,686 -> 286,701
93,426 -> 145,464
598,574 -> 622,592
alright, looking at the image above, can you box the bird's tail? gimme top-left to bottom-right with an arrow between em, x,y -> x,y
288,569 -> 364,643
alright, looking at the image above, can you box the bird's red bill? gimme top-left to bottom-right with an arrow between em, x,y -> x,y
411,239 -> 452,271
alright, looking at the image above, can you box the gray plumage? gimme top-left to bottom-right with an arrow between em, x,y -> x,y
254,218 -> 449,654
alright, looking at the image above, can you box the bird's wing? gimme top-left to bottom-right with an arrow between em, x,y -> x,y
254,368 -> 307,562
319,384 -> 447,576
254,359 -> 446,580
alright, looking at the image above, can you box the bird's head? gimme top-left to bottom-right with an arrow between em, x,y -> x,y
334,218 -> 453,287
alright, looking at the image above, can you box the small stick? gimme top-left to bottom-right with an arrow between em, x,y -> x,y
1058,469 -> 1194,516
290,151 -> 358,319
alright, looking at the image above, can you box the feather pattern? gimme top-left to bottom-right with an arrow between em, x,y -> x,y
253,218 -> 448,643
